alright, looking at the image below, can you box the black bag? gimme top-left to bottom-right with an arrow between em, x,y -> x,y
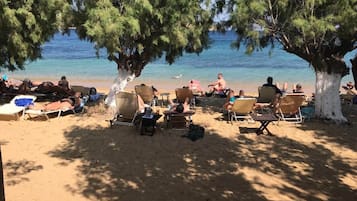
182,124 -> 205,141
175,103 -> 184,113
89,87 -> 97,95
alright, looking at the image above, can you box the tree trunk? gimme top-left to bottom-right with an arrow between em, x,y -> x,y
314,71 -> 347,123
104,67 -> 136,109
104,53 -> 147,109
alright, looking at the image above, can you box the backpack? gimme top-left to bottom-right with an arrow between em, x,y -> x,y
182,124 -> 205,141
89,87 -> 97,95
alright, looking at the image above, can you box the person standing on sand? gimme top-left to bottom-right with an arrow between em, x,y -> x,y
207,73 -> 226,95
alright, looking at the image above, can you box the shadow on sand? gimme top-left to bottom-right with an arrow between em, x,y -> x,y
47,117 -> 357,201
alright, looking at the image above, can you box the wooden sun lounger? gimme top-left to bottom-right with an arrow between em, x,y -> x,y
163,110 -> 195,129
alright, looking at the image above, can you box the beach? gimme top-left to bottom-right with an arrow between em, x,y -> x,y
0,93 -> 356,201
1,30 -> 357,201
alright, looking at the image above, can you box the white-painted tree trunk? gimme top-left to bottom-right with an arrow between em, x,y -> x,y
104,68 -> 136,109
314,71 -> 347,123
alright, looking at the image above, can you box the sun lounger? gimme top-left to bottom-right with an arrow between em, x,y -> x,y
25,104 -> 85,120
163,110 -> 195,129
257,86 -> 277,103
175,88 -> 195,108
229,98 -> 257,123
0,95 -> 37,120
277,94 -> 305,123
24,96 -> 87,120
110,92 -> 139,127
135,85 -> 155,105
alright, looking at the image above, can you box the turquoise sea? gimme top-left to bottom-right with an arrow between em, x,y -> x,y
2,30 -> 355,94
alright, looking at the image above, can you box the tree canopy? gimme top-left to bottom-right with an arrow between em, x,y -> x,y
219,0 -> 356,74
69,0 -> 212,76
0,0 -> 70,71
216,0 -> 357,122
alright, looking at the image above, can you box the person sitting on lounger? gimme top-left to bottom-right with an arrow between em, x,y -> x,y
276,82 -> 288,94
341,81 -> 357,104
0,75 -> 8,93
263,76 -> 282,96
223,89 -> 236,110
58,76 -> 70,91
257,77 -> 282,109
137,94 -> 148,113
293,83 -> 304,93
167,97 -> 190,113
138,83 -> 160,105
189,79 -> 203,95
206,73 -> 227,96
342,81 -> 355,93
237,90 -> 245,98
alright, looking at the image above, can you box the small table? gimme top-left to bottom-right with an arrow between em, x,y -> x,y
159,93 -> 170,107
139,113 -> 162,136
251,113 -> 278,135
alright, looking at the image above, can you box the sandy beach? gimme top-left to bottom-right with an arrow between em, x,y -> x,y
0,89 -> 356,201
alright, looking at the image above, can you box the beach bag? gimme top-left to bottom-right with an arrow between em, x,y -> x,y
89,87 -> 97,95
175,103 -> 184,113
182,124 -> 205,141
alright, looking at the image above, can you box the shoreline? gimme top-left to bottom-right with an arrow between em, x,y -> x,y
8,75 -> 317,97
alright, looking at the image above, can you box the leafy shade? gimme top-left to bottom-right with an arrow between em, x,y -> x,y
224,0 -> 357,74
0,0 -> 70,71
70,0 -> 212,76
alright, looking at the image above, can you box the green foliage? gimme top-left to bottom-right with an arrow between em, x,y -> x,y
0,0 -> 70,71
224,0 -> 357,73
71,0 -> 212,67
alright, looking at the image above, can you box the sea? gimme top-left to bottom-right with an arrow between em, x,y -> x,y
1,30 -> 355,94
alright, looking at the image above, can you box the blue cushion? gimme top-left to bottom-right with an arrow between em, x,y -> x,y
14,98 -> 33,107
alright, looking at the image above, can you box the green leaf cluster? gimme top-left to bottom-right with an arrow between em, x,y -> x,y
227,0 -> 356,68
71,0 -> 212,65
0,0 -> 71,71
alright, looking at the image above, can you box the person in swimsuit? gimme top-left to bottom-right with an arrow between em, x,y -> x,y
207,73 -> 227,95
223,89 -> 236,110
58,76 -> 70,91
31,92 -> 82,111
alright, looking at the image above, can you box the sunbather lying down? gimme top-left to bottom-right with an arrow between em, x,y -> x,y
167,97 -> 191,113
30,92 -> 82,111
